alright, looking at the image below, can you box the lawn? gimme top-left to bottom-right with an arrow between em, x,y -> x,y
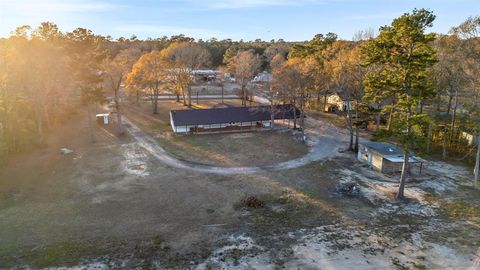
161,131 -> 308,167
124,99 -> 309,167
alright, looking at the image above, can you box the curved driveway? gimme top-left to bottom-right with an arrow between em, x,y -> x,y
123,117 -> 347,175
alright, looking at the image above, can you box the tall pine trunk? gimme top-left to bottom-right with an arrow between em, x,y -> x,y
442,126 -> 448,160
293,102 -> 297,129
397,149 -> 409,199
446,94 -> 453,116
354,110 -> 359,152
387,104 -> 394,131
473,134 -> 479,189
270,102 -> 275,129
347,100 -> 353,151
153,84 -> 159,114
397,87 -> 412,200
300,93 -> 306,140
426,122 -> 433,154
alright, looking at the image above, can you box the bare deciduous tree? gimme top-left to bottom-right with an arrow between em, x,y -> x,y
228,50 -> 261,106
161,42 -> 211,108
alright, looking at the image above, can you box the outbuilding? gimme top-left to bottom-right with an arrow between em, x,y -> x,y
170,104 -> 300,133
357,141 -> 423,174
96,113 -> 110,125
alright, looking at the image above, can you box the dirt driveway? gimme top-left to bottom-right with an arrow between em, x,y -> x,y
121,114 -> 346,175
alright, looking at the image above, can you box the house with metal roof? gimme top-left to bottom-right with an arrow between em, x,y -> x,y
169,104 -> 299,133
357,141 -> 423,174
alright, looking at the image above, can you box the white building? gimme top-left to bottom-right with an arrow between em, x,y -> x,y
324,92 -> 353,112
358,141 -> 424,174
170,104 -> 299,133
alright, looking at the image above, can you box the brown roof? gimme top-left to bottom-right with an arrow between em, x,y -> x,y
170,104 -> 299,126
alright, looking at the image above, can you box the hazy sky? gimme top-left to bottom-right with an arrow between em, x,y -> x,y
1,0 -> 478,41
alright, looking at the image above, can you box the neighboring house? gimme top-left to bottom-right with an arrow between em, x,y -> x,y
324,92 -> 353,113
357,141 -> 424,174
165,69 -> 218,82
325,90 -> 395,113
223,72 -> 236,83
170,104 -> 300,133
460,131 -> 478,146
252,71 -> 272,83
191,70 -> 218,82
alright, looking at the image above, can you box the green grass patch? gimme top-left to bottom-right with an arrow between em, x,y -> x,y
296,188 -> 316,199
0,240 -> 106,268
440,199 -> 480,219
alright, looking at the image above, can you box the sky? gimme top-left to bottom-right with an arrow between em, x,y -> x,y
0,0 -> 478,41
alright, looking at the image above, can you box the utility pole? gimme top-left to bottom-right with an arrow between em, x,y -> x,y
474,133 -> 480,189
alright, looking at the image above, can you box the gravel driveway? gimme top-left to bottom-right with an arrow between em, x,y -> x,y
122,116 -> 347,175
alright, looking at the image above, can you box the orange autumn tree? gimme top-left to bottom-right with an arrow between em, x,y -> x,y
126,51 -> 166,114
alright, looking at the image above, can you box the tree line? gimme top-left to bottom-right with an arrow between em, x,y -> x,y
0,22 -> 291,161
0,11 -> 479,195
266,10 -> 479,197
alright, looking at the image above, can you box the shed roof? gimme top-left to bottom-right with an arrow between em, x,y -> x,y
170,104 -> 299,127
361,141 -> 403,156
384,156 -> 420,163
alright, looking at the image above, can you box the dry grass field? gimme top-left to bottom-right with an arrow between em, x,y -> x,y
0,100 -> 479,269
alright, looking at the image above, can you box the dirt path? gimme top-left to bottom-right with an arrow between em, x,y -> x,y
122,116 -> 347,175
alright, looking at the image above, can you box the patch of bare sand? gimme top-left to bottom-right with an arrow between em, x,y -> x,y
193,160 -> 476,270
196,223 -> 474,270
121,142 -> 149,177
72,142 -> 151,204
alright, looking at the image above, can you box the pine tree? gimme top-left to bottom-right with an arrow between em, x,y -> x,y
362,9 -> 437,199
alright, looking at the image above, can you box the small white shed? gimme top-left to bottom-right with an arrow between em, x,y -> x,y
96,113 -> 110,125
357,141 -> 423,174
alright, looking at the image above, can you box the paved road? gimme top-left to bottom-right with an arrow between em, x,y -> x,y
143,95 -> 239,100
142,94 -> 272,105
122,117 -> 347,175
